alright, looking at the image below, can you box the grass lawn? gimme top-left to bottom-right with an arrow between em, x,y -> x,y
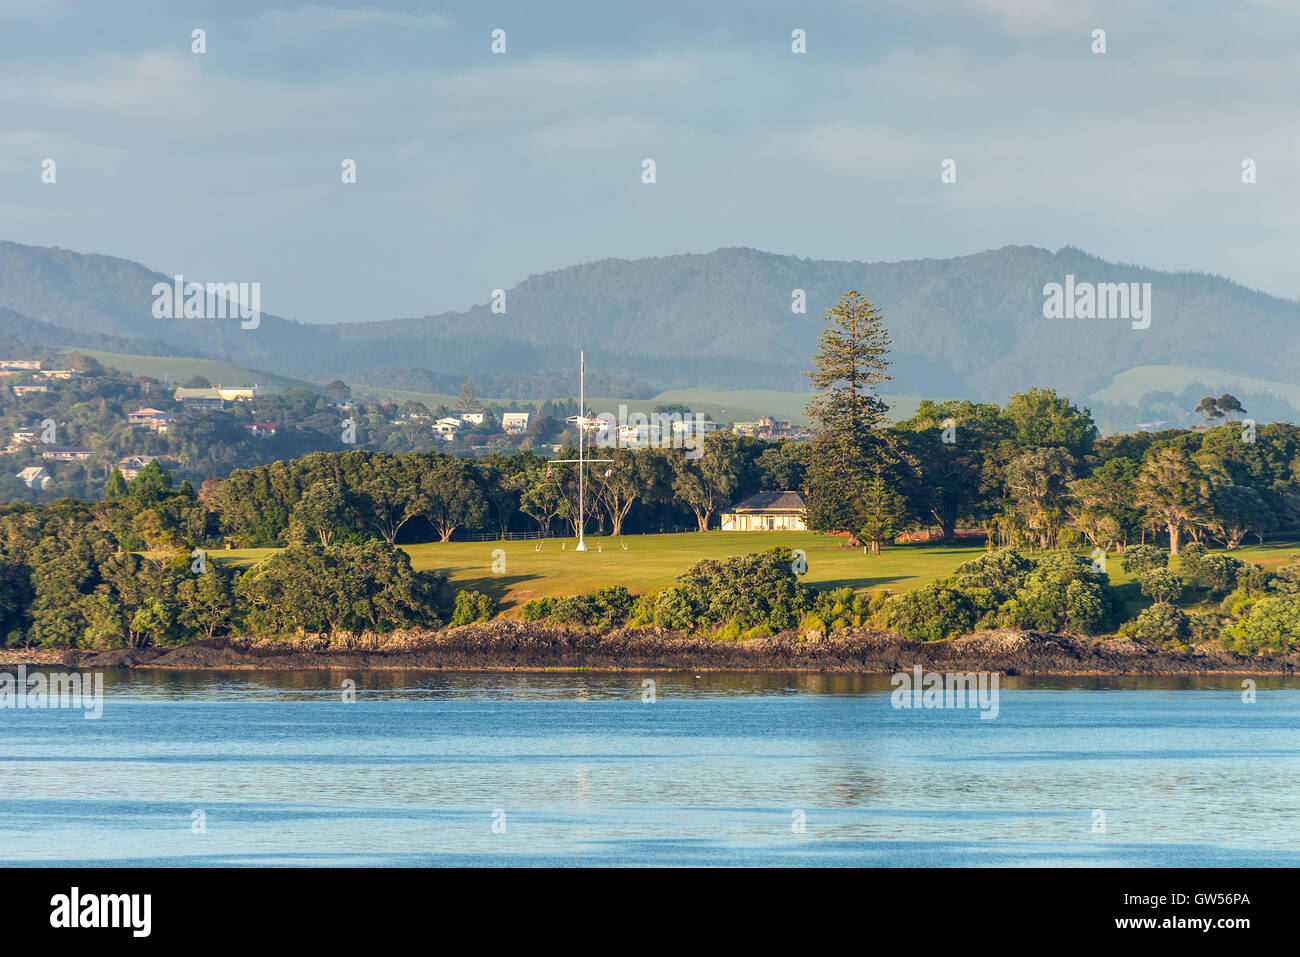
217,531 -> 988,612
213,531 -> 1300,617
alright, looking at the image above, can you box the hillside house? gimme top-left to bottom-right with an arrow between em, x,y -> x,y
452,410 -> 487,426
216,385 -> 260,402
117,454 -> 178,480
2,428 -> 41,454
245,422 -> 277,437
733,417 -> 801,440
435,416 -> 465,436
16,466 -> 52,490
670,418 -> 720,438
0,359 -> 42,371
720,490 -> 808,531
128,408 -> 175,433
615,422 -> 661,448
41,446 -> 93,462
395,410 -> 433,424
501,411 -> 531,434
36,369 -> 79,380
173,387 -> 225,409
11,385 -> 49,396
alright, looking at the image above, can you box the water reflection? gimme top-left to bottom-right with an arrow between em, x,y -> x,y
75,669 -> 1300,702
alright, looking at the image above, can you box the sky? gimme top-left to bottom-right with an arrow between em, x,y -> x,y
1,0 -> 1296,324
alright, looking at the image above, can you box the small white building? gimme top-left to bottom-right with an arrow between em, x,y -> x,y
616,423 -> 662,448
720,491 -> 808,531
41,445 -> 92,462
173,388 -> 225,409
671,418 -> 720,437
117,454 -> 177,480
16,466 -> 52,490
128,408 -> 175,433
435,416 -> 465,439
501,412 -> 531,434
216,385 -> 259,402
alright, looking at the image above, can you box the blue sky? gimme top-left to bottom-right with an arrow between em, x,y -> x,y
1,0 -> 1295,323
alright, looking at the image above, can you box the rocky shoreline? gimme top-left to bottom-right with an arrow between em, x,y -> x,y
2,622 -> 1295,675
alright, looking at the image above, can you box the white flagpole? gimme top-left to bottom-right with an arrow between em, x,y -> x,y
559,350 -> 609,553
576,350 -> 587,550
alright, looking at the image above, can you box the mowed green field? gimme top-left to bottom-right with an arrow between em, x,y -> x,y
214,531 -> 1300,616
217,531 -> 989,612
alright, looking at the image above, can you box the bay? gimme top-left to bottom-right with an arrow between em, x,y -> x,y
1,671 -> 1296,866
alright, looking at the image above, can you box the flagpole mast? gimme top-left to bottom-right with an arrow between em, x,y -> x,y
560,350 -> 609,553
576,349 -> 588,551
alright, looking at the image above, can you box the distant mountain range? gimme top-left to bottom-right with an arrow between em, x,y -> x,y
1,240 -> 1297,411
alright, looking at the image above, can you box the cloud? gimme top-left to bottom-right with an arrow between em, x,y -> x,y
965,0 -> 1096,35
255,5 -> 450,39
0,1 -> 1297,320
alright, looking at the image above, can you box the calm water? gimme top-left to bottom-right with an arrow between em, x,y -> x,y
2,670 -> 1298,866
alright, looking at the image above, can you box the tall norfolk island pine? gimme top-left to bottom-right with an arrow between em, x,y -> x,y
804,290 -> 894,537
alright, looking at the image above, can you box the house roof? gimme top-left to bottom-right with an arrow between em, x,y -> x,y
725,490 -> 806,513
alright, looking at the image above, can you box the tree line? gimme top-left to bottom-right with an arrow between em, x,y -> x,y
801,292 -> 1299,555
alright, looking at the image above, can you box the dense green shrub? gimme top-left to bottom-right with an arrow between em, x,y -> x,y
1238,563 -> 1274,593
712,620 -> 742,641
876,549 -> 1111,640
1228,596 -> 1300,654
1136,568 -> 1184,604
1187,612 -> 1224,645
1128,603 -> 1191,644
799,612 -> 827,637
654,547 -> 816,632
876,585 -> 976,642
811,587 -> 869,630
451,589 -> 496,626
1177,542 -> 1208,579
995,553 -> 1111,634
1276,558 -> 1300,595
519,596 -> 555,621
239,541 -> 443,635
652,586 -> 695,630
1121,544 -> 1168,577
950,550 -> 1035,600
1193,554 -> 1249,597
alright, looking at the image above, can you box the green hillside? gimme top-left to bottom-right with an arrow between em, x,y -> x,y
67,350 -> 322,394
1091,364 -> 1300,408
8,240 -> 1300,405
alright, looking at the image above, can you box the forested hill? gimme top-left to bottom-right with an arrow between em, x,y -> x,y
2,240 -> 1298,401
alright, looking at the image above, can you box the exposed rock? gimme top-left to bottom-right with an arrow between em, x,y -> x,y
34,623 -> 1300,674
